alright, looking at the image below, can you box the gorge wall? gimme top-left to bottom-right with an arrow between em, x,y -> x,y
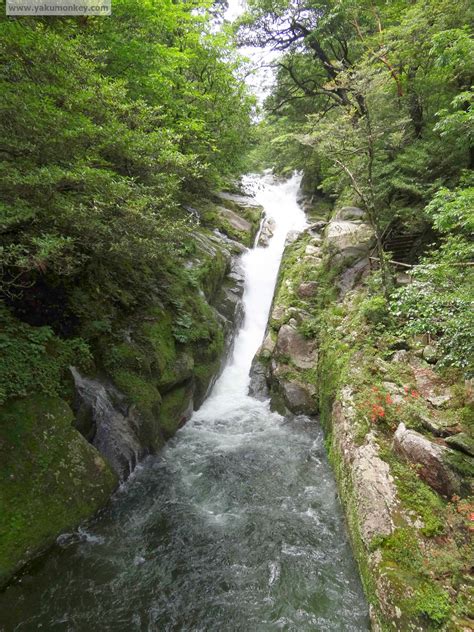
250,199 -> 473,630
0,191 -> 263,588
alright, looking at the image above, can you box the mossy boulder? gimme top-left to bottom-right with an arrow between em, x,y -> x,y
159,383 -> 194,438
0,395 -> 117,587
197,194 -> 263,248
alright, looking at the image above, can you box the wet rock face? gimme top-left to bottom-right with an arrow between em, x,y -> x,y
274,373 -> 317,415
71,368 -> 148,480
258,217 -> 276,247
248,356 -> 270,400
0,395 -> 118,588
393,422 -> 461,497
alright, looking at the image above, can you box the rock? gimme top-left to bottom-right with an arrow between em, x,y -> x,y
270,304 -> 287,325
393,422 -> 461,497
0,396 -> 118,589
308,220 -> 327,233
248,357 -> 270,400
422,344 -> 438,364
159,382 -> 194,438
275,324 -> 318,369
215,190 -> 262,212
276,376 -> 317,415
332,390 -> 397,546
304,256 -> 323,267
381,381 -> 405,405
411,359 -> 453,408
258,217 -> 276,247
325,219 -> 374,263
286,307 -> 308,324
297,281 -> 318,298
426,392 -> 452,408
217,206 -> 252,234
285,230 -> 300,246
418,412 -> 461,437
352,435 -> 398,547
395,272 -> 412,286
305,244 -> 322,256
391,350 -> 409,363
445,433 -> 474,457
333,206 -> 367,221
158,351 -> 194,393
337,257 -> 369,297
260,332 -> 276,358
71,368 -> 149,479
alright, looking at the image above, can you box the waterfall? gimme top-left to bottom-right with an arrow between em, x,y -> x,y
195,171 -> 306,414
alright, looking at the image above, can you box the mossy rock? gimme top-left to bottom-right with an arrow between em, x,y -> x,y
140,307 -> 177,376
158,351 -> 194,393
0,395 -> 117,587
159,383 -> 194,438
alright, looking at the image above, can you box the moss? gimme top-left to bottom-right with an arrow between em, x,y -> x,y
381,447 -> 445,537
159,384 -> 192,438
410,583 -> 452,627
140,307 -> 177,375
0,395 -> 117,587
193,243 -> 229,301
111,369 -> 162,418
327,438 -> 379,610
196,199 -> 261,247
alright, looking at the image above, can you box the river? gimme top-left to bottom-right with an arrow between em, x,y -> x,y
0,174 -> 369,631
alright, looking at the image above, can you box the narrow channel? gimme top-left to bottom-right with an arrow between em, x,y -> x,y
1,174 -> 369,631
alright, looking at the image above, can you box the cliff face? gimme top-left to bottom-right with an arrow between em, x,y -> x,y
0,192 -> 262,588
250,204 -> 473,630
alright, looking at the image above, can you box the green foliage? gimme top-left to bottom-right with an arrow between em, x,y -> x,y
412,583 -> 451,626
0,0 -> 253,357
0,306 -> 91,405
360,295 -> 390,326
390,182 -> 474,376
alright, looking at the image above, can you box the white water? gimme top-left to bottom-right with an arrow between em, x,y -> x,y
195,171 -> 306,415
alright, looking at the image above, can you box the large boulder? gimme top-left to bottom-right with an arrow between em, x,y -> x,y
275,324 -> 317,369
352,437 -> 398,546
333,206 -> 367,221
325,219 -> 374,263
332,389 -> 398,546
0,395 -> 118,588
393,423 -> 461,497
270,362 -> 317,415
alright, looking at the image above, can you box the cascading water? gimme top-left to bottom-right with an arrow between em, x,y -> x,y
0,174 -> 369,631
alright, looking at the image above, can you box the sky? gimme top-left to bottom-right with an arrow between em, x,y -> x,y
224,0 -> 279,105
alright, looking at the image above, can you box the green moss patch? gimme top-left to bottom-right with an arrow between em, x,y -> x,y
0,395 -> 117,587
159,384 -> 193,438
